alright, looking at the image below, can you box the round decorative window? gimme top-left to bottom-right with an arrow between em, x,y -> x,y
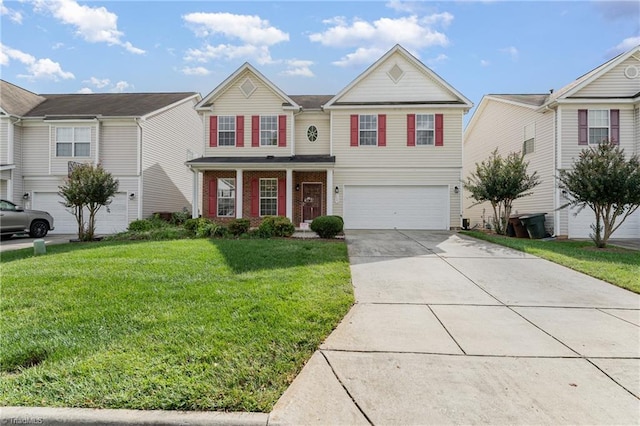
307,125 -> 318,142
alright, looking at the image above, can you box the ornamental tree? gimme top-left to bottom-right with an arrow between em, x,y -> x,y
558,141 -> 640,248
465,149 -> 540,235
59,164 -> 119,241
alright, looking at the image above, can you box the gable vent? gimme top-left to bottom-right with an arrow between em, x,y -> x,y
387,64 -> 405,83
240,78 -> 257,98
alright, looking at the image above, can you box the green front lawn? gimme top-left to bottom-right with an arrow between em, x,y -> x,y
461,231 -> 640,293
0,239 -> 354,412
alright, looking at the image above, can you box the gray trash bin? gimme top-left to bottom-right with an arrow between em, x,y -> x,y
519,213 -> 546,239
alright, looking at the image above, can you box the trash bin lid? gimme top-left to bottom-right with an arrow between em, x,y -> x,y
520,213 -> 546,219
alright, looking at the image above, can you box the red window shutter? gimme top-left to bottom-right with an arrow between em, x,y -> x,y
209,116 -> 217,147
578,109 -> 588,145
208,179 -> 217,217
251,178 -> 259,216
610,109 -> 619,144
350,115 -> 359,147
378,114 -> 386,147
278,115 -> 287,147
277,178 -> 286,216
435,114 -> 444,146
236,116 -> 244,147
252,115 -> 260,147
407,114 -> 416,146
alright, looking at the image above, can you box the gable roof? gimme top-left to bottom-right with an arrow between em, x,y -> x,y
464,94 -> 548,138
288,95 -> 333,110
324,44 -> 473,109
23,92 -> 199,118
196,62 -> 300,111
0,80 -> 46,116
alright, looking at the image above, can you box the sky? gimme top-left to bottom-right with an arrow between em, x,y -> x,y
1,0 -> 639,123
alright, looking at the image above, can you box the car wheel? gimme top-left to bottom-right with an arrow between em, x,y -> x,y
29,220 -> 49,238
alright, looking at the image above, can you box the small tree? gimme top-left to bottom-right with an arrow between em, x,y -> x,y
558,141 -> 640,248
465,149 -> 540,235
59,164 -> 119,241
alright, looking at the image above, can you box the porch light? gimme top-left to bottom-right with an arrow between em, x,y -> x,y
23,192 -> 30,200
335,186 -> 340,194
454,186 -> 459,194
129,192 -> 135,200
295,184 -> 300,191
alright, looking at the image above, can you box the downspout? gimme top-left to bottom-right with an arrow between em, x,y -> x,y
135,118 -> 143,219
94,117 -> 100,165
548,105 -> 560,237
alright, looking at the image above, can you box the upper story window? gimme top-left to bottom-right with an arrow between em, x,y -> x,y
588,110 -> 609,144
260,116 -> 278,146
56,127 -> 90,157
359,115 -> 377,146
523,123 -> 535,155
416,114 -> 434,145
217,178 -> 235,217
307,125 -> 318,142
218,116 -> 236,147
259,178 -> 278,216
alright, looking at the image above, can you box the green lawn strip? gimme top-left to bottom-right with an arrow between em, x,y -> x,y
461,231 -> 640,294
0,239 -> 354,411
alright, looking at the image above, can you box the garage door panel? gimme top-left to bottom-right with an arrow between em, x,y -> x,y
568,206 -> 640,239
344,185 -> 448,230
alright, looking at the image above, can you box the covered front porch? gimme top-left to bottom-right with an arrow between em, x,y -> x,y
186,155 -> 336,227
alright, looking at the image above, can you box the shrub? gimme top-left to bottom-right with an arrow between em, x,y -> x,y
170,210 -> 191,226
196,220 -> 218,238
184,218 -> 202,233
310,215 -> 344,239
258,216 -> 295,238
128,219 -> 154,232
228,218 -> 250,236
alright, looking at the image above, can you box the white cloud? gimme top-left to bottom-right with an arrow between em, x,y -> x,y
1,42 -> 74,80
181,66 -> 210,76
84,77 -> 110,88
1,0 -> 23,23
609,36 -> 640,54
500,46 -> 519,61
77,87 -> 93,94
52,42 -> 64,50
427,53 -> 448,66
33,0 -> 145,54
386,1 -> 420,14
110,81 -> 132,93
280,59 -> 314,77
309,14 -> 452,67
480,59 -> 490,67
182,12 -> 288,65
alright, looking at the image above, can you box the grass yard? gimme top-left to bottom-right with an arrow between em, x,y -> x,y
461,231 -> 640,293
0,239 -> 354,412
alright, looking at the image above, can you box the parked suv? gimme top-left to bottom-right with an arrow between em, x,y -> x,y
0,199 -> 54,239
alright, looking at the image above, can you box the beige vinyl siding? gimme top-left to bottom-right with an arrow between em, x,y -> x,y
49,124 -> 96,176
294,112 -> 330,156
12,125 -> 23,202
635,106 -> 639,155
572,56 -> 640,98
0,179 -> 6,198
141,98 -> 202,218
332,109 -> 463,169
100,124 -> 138,175
0,119 -> 8,165
333,168 -> 461,228
338,52 -> 458,103
463,99 -> 555,233
21,124 -> 49,176
204,69 -> 293,157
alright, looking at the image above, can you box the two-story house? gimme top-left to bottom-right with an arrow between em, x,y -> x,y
464,45 -> 640,239
0,79 -> 202,234
187,45 -> 473,230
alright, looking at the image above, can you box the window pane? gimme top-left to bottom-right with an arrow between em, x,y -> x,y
261,116 -> 277,146
56,127 -> 73,142
219,132 -> 235,146
218,116 -> 235,131
217,178 -> 235,217
74,127 -> 91,142
57,143 -> 72,156
218,199 -> 235,217
74,143 -> 91,157
359,115 -> 377,130
359,115 -> 377,145
588,110 -> 609,127
260,199 -> 277,216
259,178 -> 278,216
416,130 -> 434,145
218,178 -> 235,198
589,128 -> 609,144
416,114 -> 434,130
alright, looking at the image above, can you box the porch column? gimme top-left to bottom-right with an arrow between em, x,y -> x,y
236,169 -> 243,219
286,168 -> 293,221
191,169 -> 199,218
326,169 -> 334,215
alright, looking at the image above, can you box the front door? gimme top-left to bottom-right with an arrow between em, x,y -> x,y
302,183 -> 322,222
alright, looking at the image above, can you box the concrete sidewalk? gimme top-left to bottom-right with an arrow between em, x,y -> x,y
270,230 -> 640,425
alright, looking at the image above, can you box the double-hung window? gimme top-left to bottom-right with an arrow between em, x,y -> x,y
259,178 -> 278,216
523,123 -> 535,155
416,114 -> 434,145
359,115 -> 377,146
260,116 -> 278,146
588,110 -> 609,144
217,178 -> 235,217
218,116 -> 236,146
56,127 -> 90,157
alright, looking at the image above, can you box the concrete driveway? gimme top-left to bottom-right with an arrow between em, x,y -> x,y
0,234 -> 75,253
270,230 -> 640,425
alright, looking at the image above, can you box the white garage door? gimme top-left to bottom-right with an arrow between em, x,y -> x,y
33,192 -> 129,235
344,185 -> 449,230
568,206 -> 640,239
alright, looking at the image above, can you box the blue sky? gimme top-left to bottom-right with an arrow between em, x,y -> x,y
2,0 -> 639,121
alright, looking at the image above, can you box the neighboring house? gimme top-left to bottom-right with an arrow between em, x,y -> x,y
0,79 -> 202,234
187,45 -> 473,230
464,45 -> 640,239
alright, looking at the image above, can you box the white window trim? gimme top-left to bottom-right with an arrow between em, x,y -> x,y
415,113 -> 435,146
259,178 -> 278,216
55,126 -> 91,158
218,116 -> 236,147
588,109 -> 610,145
359,114 -> 377,146
217,178 -> 235,217
260,115 -> 278,147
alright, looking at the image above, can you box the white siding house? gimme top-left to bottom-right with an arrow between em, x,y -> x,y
464,46 -> 640,239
